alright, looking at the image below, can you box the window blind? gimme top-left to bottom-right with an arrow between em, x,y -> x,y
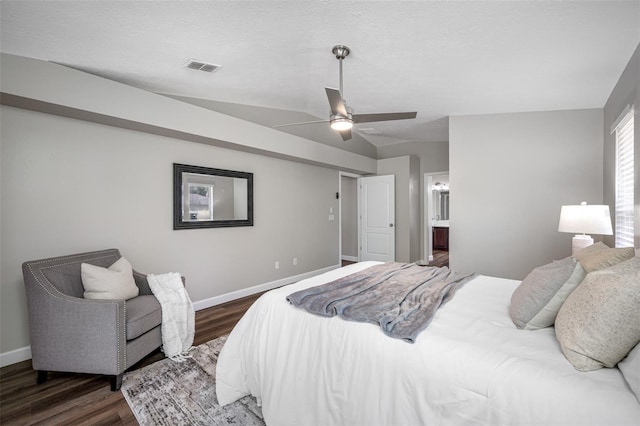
614,109 -> 634,248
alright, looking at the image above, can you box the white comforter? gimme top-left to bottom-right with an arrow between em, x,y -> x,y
216,262 -> 640,425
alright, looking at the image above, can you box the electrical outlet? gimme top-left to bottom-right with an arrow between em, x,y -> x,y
293,257 -> 298,266
275,261 -> 280,270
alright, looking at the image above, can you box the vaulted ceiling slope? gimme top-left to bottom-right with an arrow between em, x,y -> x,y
1,1 -> 639,149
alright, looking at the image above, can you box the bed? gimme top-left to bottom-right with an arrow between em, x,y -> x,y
216,260 -> 640,425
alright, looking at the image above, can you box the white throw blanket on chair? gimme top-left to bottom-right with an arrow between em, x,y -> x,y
147,272 -> 195,360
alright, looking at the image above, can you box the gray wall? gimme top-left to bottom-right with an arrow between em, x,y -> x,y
603,43 -> 639,248
409,155 -> 421,262
377,140 -> 449,172
167,95 -> 379,159
0,105 -> 341,356
377,155 -> 421,263
378,141 -> 449,261
449,109 -> 604,279
1,53 -> 377,175
0,53 -> 379,361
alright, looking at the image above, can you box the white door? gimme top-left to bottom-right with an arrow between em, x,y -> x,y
359,175 -> 395,262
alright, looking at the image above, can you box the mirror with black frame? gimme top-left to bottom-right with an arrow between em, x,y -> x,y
173,163 -> 253,229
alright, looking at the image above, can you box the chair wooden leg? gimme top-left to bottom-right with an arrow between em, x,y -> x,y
110,373 -> 123,391
36,370 -> 48,384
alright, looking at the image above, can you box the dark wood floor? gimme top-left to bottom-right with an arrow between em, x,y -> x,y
2,257 -> 450,425
430,250 -> 449,268
0,293 -> 263,426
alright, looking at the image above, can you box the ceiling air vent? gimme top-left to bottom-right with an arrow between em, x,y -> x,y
358,127 -> 382,135
185,59 -> 222,73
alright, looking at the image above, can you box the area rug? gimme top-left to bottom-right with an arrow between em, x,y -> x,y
121,335 -> 264,425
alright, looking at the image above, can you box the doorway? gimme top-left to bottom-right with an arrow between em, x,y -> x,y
424,172 -> 450,265
339,172 -> 360,264
339,172 -> 396,264
358,175 -> 395,262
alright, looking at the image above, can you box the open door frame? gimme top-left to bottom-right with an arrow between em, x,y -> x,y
339,171 -> 362,264
423,171 -> 449,262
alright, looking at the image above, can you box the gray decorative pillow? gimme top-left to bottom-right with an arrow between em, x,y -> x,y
81,257 -> 139,300
618,343 -> 640,403
573,241 -> 611,257
574,245 -> 635,272
509,256 -> 581,330
574,241 -> 609,255
555,257 -> 640,371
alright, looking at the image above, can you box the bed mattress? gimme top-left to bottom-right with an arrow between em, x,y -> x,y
216,261 -> 640,425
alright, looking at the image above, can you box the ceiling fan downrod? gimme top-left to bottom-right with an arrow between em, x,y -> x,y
332,45 -> 350,99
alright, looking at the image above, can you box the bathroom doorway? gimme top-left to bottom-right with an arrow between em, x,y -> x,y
424,172 -> 450,265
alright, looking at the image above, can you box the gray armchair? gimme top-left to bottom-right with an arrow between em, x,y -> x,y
22,249 -> 175,391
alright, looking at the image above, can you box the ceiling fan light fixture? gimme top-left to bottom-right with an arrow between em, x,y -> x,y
272,44 -> 416,141
330,116 -> 353,131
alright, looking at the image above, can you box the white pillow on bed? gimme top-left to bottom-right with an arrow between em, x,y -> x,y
619,343 -> 640,403
555,257 -> 640,371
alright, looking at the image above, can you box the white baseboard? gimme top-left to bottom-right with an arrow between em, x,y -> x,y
190,264 -> 340,311
341,255 -> 358,262
0,346 -> 31,368
0,265 -> 341,368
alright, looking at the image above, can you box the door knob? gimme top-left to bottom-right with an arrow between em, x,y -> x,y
389,223 -> 394,228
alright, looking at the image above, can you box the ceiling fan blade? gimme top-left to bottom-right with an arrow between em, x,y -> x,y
325,87 -> 348,116
273,119 -> 329,128
339,129 -> 352,141
352,112 -> 417,124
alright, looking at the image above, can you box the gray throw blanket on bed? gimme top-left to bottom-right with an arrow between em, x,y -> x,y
286,262 -> 475,343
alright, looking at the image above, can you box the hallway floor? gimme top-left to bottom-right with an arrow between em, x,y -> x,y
428,250 -> 449,268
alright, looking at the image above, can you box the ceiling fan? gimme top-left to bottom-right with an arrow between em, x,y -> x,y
274,45 -> 417,141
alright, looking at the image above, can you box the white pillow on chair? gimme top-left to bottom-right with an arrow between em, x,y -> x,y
81,257 -> 139,300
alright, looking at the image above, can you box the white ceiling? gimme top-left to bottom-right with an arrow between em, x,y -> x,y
1,1 -> 639,149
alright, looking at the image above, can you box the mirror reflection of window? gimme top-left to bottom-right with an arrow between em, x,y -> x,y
181,172 -> 250,222
188,183 -> 214,221
174,163 -> 253,229
439,191 -> 449,220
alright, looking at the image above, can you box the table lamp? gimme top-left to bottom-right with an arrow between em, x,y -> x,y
558,201 -> 613,254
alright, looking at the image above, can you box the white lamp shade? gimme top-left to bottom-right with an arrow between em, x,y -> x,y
558,203 -> 613,235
